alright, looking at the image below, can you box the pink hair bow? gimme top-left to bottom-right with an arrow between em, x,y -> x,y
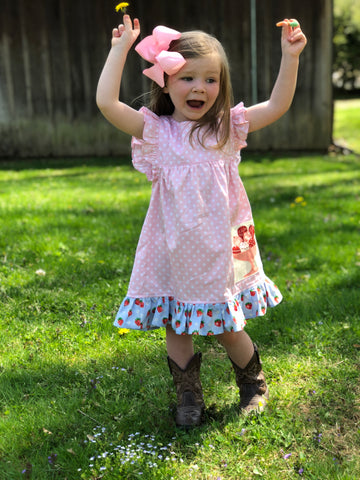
135,26 -> 186,88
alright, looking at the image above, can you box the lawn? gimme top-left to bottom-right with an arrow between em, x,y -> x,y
333,98 -> 360,152
0,101 -> 359,479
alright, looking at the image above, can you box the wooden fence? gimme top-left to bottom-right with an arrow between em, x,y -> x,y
0,0 -> 333,157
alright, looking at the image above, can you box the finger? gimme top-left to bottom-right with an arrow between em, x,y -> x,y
133,18 -> 140,32
288,30 -> 306,44
285,25 -> 301,42
112,27 -> 121,38
123,13 -> 133,29
281,23 -> 291,41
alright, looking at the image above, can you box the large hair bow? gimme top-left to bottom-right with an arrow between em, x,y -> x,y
135,26 -> 186,88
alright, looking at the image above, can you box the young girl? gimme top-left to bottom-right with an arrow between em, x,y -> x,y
97,15 -> 307,427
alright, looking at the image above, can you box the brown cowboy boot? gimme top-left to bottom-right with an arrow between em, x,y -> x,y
168,352 -> 205,427
229,344 -> 269,413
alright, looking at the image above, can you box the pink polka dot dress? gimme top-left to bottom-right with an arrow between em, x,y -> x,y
114,103 -> 282,336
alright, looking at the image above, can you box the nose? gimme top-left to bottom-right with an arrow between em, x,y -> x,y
192,82 -> 205,93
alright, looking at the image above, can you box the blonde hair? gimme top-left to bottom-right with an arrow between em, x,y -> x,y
148,31 -> 233,150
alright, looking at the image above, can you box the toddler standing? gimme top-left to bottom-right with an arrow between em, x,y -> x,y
96,15 -> 307,426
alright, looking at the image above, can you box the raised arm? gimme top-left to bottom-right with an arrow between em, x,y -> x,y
96,15 -> 145,139
246,21 -> 307,133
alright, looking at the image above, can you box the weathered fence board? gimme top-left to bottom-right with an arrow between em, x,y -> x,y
0,0 -> 333,157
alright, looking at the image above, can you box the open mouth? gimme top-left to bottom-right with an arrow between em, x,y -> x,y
187,100 -> 205,109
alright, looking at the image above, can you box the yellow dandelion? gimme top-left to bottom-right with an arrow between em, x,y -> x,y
118,328 -> 130,336
295,196 -> 304,204
115,2 -> 129,12
290,203 -> 295,208
301,201 -> 307,207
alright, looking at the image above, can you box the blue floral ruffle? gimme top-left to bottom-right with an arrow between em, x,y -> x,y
114,277 -> 282,336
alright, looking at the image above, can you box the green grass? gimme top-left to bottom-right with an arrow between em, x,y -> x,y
0,102 -> 359,479
333,98 -> 360,152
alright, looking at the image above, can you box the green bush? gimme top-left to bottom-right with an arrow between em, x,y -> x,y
333,0 -> 360,90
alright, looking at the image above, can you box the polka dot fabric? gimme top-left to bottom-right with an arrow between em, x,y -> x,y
114,103 -> 283,335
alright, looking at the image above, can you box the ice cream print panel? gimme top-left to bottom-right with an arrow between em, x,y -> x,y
232,221 -> 260,282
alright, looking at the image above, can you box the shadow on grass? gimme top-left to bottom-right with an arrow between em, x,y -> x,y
0,157 -> 131,171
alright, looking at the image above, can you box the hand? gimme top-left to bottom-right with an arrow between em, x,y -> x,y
111,14 -> 140,50
280,20 -> 307,57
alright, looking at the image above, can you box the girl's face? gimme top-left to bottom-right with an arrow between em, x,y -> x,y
163,54 -> 221,122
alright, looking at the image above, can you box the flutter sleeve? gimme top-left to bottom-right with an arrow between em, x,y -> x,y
230,102 -> 249,151
131,107 -> 160,181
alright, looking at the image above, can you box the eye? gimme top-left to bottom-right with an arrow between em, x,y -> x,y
181,76 -> 193,82
206,78 -> 217,84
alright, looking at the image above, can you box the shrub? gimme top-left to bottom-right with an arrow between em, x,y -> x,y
333,0 -> 360,90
